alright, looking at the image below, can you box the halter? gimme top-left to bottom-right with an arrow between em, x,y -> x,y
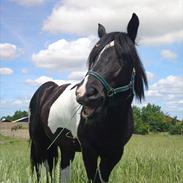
86,68 -> 136,97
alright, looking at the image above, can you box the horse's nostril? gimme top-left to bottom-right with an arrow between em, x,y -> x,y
76,96 -> 85,105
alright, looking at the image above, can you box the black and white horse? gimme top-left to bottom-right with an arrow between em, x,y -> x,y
29,82 -> 81,182
29,13 -> 148,183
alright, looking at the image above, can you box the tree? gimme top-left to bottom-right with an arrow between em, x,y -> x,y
141,103 -> 165,132
13,110 -> 28,120
171,116 -> 177,125
133,106 -> 149,135
1,110 -> 28,121
169,122 -> 183,135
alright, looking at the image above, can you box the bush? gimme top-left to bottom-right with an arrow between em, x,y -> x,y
134,123 -> 149,135
169,123 -> 183,135
133,106 -> 149,135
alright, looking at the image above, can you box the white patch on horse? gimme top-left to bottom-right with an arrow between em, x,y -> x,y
76,41 -> 115,98
61,165 -> 71,183
44,160 -> 49,172
93,40 -> 114,68
48,83 -> 81,137
76,75 -> 88,98
109,40 -> 114,47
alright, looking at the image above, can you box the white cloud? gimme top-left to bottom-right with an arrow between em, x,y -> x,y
0,99 -> 29,106
0,43 -> 17,59
25,76 -> 53,86
141,30 -> 183,45
12,0 -> 45,6
32,36 -> 96,71
160,49 -> 177,60
0,98 -> 30,117
25,75 -> 78,86
147,75 -> 183,97
145,75 -> 183,119
43,0 -> 183,45
0,67 -> 14,75
21,68 -> 28,74
12,99 -> 28,105
146,71 -> 154,80
68,71 -> 86,80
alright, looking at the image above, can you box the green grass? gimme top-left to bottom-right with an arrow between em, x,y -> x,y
0,134 -> 182,183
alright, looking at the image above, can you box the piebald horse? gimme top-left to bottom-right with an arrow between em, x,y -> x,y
29,13 -> 148,183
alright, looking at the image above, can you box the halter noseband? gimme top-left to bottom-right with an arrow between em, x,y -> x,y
86,68 -> 136,97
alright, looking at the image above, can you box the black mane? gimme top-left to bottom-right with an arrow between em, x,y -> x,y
88,32 -> 148,101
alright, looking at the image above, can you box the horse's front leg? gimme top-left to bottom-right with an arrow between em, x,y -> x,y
60,148 -> 75,183
94,149 -> 124,183
81,142 -> 99,182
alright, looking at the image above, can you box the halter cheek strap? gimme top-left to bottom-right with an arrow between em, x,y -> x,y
86,68 -> 136,97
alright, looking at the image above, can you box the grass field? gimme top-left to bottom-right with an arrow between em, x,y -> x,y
0,134 -> 182,183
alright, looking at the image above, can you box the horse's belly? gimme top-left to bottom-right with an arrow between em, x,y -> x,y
48,84 -> 81,137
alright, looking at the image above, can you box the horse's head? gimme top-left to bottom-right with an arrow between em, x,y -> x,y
76,13 -> 148,119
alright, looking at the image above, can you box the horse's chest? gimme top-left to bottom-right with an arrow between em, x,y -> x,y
47,84 -> 81,137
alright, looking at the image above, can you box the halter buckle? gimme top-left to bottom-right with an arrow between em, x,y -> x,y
107,89 -> 116,97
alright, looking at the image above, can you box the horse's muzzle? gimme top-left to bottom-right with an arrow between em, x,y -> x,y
76,87 -> 104,118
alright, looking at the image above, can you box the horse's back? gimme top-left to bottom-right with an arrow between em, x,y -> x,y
29,81 -> 57,109
29,81 -> 58,139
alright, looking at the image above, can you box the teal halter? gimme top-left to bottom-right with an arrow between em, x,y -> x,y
86,68 -> 136,97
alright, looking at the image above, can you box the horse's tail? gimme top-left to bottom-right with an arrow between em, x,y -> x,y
29,82 -> 58,182
30,140 -> 58,181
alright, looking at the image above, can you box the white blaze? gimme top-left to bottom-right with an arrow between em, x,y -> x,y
90,40 -> 115,68
76,75 -> 89,97
76,40 -> 114,99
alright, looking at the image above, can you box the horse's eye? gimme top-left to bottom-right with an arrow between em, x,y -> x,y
86,87 -> 98,97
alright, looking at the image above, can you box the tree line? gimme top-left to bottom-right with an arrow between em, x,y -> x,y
1,103 -> 183,135
133,103 -> 183,135
0,110 -> 28,122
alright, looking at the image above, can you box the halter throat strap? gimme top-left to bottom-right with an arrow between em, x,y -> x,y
86,68 -> 136,97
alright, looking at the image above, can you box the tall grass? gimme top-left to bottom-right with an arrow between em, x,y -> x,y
0,134 -> 182,183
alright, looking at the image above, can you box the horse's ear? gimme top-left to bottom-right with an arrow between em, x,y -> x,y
127,13 -> 139,42
98,23 -> 106,38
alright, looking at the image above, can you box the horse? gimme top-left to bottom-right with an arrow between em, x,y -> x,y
11,124 -> 23,131
29,13 -> 148,183
75,13 -> 148,182
29,82 -> 81,182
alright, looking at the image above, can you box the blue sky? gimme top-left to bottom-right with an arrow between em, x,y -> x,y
0,0 -> 183,119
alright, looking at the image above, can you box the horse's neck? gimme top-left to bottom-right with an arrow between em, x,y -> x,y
107,97 -> 133,117
106,101 -> 133,145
